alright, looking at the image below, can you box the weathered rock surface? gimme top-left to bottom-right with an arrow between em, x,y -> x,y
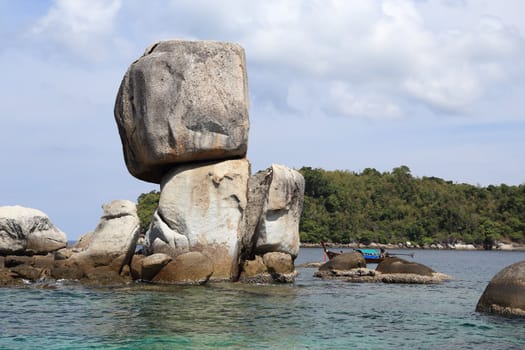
476,260 -> 525,317
144,210 -> 189,257
73,200 -> 140,271
239,168 -> 272,262
114,39 -> 250,183
145,159 -> 249,281
318,252 -> 366,271
240,255 -> 268,279
263,252 -> 294,275
248,165 -> 304,258
376,257 -> 435,276
152,252 -> 214,284
140,253 -> 173,281
239,252 -> 296,283
0,206 -> 67,255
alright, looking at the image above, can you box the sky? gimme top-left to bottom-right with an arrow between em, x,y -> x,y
1,0 -> 524,240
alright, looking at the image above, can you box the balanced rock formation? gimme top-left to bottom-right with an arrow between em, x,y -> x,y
144,159 -> 249,281
115,40 -> 304,284
0,206 -> 67,255
114,40 -> 249,184
476,260 -> 525,317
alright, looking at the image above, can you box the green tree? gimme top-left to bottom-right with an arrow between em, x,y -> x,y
136,190 -> 160,234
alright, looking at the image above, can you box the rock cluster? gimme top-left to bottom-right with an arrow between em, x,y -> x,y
115,40 -> 305,283
313,256 -> 452,284
1,201 -> 140,286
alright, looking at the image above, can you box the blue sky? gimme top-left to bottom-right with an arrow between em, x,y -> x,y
1,0 -> 524,240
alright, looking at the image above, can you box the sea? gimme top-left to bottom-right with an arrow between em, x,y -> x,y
1,248 -> 524,349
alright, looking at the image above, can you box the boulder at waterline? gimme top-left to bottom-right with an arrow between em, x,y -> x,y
476,260 -> 525,317
318,252 -> 366,271
114,39 -> 250,184
72,200 -> 140,272
239,253 -> 297,284
143,210 -> 189,257
0,206 -> 67,255
152,251 -> 214,285
139,253 -> 173,281
376,257 -> 434,276
263,252 -> 294,275
251,164 -> 305,258
144,159 -> 249,281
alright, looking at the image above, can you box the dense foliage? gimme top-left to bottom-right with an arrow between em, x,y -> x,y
135,166 -> 525,246
136,190 -> 160,234
299,166 -> 525,245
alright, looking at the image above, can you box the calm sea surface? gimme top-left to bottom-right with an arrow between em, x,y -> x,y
1,249 -> 524,349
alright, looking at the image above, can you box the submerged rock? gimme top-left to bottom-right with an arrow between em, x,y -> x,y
476,260 -> 525,317
0,206 -> 67,256
114,40 -> 250,184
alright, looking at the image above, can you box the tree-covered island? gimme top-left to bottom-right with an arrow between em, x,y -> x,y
137,166 -> 525,247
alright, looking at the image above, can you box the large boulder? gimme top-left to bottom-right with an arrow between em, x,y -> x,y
376,257 -> 434,276
114,40 -> 250,184
73,200 -> 140,271
476,260 -> 525,317
144,159 -> 249,281
0,206 -> 67,255
152,251 -> 214,285
318,252 -> 366,271
245,165 -> 304,258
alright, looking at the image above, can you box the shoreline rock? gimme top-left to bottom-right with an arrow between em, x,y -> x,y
476,260 -> 525,317
300,242 -> 525,251
314,268 -> 453,284
0,206 -> 67,256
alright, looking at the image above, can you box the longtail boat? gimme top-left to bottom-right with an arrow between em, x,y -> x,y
321,242 -> 388,264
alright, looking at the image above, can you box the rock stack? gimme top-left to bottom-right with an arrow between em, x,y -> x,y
114,40 -> 304,283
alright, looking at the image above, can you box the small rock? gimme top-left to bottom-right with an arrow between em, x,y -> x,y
318,252 -> 366,271
376,257 -> 434,276
140,253 -> 173,281
263,252 -> 294,274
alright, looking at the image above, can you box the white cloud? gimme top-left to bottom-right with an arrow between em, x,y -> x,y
30,0 -> 123,62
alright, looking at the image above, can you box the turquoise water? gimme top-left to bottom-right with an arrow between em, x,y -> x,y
1,249 -> 524,349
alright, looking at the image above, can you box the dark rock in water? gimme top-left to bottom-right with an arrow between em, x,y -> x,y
476,260 -> 525,317
376,257 -> 434,276
318,252 -> 366,271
